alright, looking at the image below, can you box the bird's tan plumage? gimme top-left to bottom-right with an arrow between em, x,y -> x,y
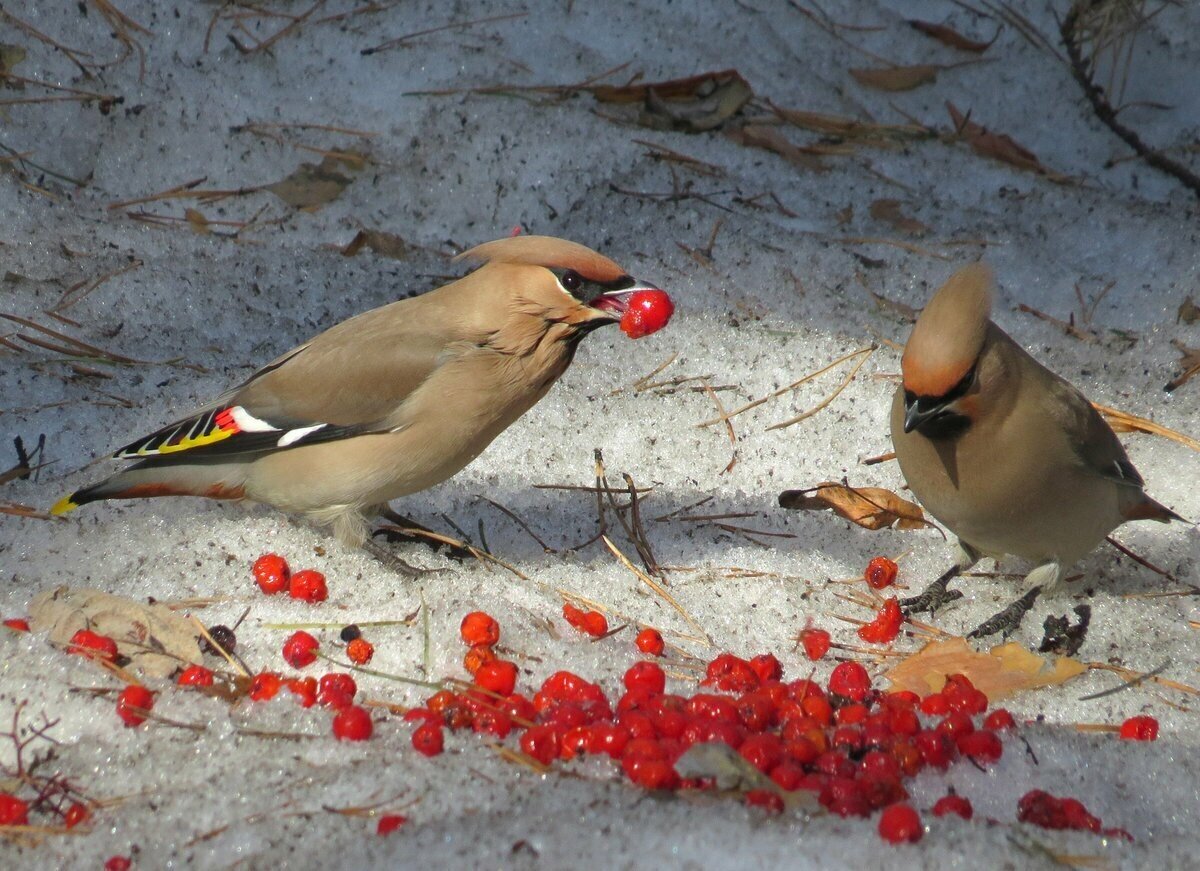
892,263 -> 1181,608
53,236 -> 662,547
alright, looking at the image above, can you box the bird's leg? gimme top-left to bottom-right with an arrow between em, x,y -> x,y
966,562 -> 1060,640
899,563 -> 965,615
360,538 -> 441,578
373,507 -> 474,562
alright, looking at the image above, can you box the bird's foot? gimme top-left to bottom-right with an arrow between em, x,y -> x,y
900,565 -> 964,616
361,538 -> 445,578
374,509 -> 474,562
967,586 -> 1043,640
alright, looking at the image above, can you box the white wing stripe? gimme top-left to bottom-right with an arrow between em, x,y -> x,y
230,406 -> 279,433
277,424 -> 326,447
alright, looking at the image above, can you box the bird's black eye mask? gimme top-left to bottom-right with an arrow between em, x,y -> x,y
550,268 -> 636,306
904,364 -> 977,409
902,365 -> 977,438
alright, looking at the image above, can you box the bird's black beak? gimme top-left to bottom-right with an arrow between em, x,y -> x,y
903,395 -> 949,434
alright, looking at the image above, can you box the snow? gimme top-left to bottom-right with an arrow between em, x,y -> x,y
2,0 -> 1199,867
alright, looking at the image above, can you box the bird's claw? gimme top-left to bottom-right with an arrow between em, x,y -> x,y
371,524 -> 473,562
967,586 -> 1043,640
900,567 -> 964,616
361,538 -> 445,578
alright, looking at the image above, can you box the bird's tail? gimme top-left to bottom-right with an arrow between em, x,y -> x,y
51,460 -> 249,516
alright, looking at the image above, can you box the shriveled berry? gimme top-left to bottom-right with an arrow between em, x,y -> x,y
412,722 -> 444,756
289,569 -> 328,602
340,624 -> 362,642
332,705 -> 373,741
248,671 -> 283,702
346,637 -> 374,665
460,611 -> 500,647
828,661 -> 871,701
204,624 -> 237,655
69,628 -> 119,662
252,553 -> 289,594
635,627 -> 665,656
0,793 -> 30,825
116,685 -> 154,727
177,664 -> 214,687
563,603 -> 608,637
932,793 -> 973,820
282,630 -> 320,668
857,598 -> 903,644
286,676 -> 318,707
475,659 -> 519,696
799,628 -> 831,661
64,801 -> 90,829
1119,715 -> 1158,741
619,289 -> 675,339
463,643 -> 497,675
865,556 -> 899,590
376,814 -> 406,835
2,617 -> 30,632
878,803 -> 923,844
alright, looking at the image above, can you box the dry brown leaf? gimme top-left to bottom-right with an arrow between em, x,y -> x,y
728,124 -> 826,171
946,101 -> 1067,181
869,199 -> 929,236
869,289 -> 918,322
884,636 -> 1086,700
1165,341 -> 1200,393
907,19 -> 997,53
1177,296 -> 1199,325
265,155 -> 359,209
593,70 -> 752,133
772,105 -> 930,141
850,64 -> 939,92
778,482 -> 930,531
184,208 -> 210,235
340,228 -> 411,260
0,44 -> 26,77
30,586 -> 204,678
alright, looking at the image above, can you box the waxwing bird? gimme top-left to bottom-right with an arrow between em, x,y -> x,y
52,236 -> 667,565
890,262 -> 1184,637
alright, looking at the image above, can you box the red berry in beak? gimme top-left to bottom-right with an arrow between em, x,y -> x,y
619,289 -> 674,338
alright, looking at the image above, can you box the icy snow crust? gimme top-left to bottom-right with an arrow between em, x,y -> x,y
2,0 -> 1199,867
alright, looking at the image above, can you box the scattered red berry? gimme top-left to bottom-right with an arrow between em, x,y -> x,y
562,603 -> 608,637
376,814 -> 407,835
69,628 -> 119,662
1017,789 -> 1127,837
799,627 -> 831,661
828,661 -> 872,701
619,289 -> 674,339
956,729 -> 1002,763
116,685 -> 154,727
318,673 -> 357,708
858,598 -> 903,644
332,705 -> 373,741
865,556 -> 899,590
476,659 -> 519,697
412,722 -> 445,756
178,664 -> 215,687
1119,715 -> 1158,741
983,708 -> 1016,731
286,676 -> 318,707
282,630 -> 320,668
63,801 -> 90,829
635,627 -> 665,656
460,611 -> 500,647
104,857 -> 132,871
2,617 -> 30,632
252,553 -> 289,594
288,569 -> 328,602
464,643 -> 497,675
346,637 -> 374,665
0,793 -> 29,825
624,661 -> 666,696
249,671 -> 283,702
878,803 -> 923,844
932,793 -> 973,820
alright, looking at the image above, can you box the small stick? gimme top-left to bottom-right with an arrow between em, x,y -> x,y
601,535 -> 710,643
768,346 -> 876,429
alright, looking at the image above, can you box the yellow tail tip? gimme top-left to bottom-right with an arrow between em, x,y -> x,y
50,495 -> 79,516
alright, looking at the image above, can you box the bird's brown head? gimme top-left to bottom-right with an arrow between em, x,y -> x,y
900,262 -> 994,438
454,235 -> 662,336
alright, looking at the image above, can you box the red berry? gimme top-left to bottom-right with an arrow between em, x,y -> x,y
920,692 -> 950,716
588,723 -> 631,758
932,793 -> 973,820
463,643 -> 496,675
562,603 -> 608,637
252,553 -> 289,594
619,289 -> 674,339
635,628 -> 665,656
288,569 -> 328,602
745,789 -> 784,814
64,801 -> 90,829
857,598 -> 903,644
376,814 -> 406,835
332,704 -> 373,741
282,630 -> 320,668
749,653 -> 783,683
472,708 -> 513,738
475,660 -> 519,696
799,628 -> 831,661
177,664 -> 214,687
318,673 -> 357,708
956,729 -> 1002,763
914,729 -> 956,769
520,725 -> 560,766
739,733 -> 784,772
0,793 -> 29,825
878,803 -> 923,844
702,653 -> 760,693
248,671 -> 283,702
1119,715 -> 1158,741
116,685 -> 154,727
865,556 -> 899,590
983,708 -> 1016,731
828,661 -> 871,701
104,858 -> 132,871
69,628 -> 119,662
624,661 -> 666,695
346,637 -> 374,665
411,722 -> 444,756
2,617 -> 30,632
460,612 -> 500,647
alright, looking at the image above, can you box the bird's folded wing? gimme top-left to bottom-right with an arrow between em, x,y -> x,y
1048,377 -> 1144,489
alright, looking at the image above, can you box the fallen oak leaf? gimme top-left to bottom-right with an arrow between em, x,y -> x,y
778,481 -> 936,532
883,636 -> 1086,700
907,19 -> 999,53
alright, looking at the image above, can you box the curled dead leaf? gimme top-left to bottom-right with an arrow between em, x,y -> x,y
592,70 -> 753,133
184,208 -> 210,235
728,124 -> 827,171
869,199 -> 929,236
29,586 -> 204,678
850,64 -> 939,92
778,482 -> 934,532
884,636 -> 1086,700
1177,296 -> 1199,325
946,101 -> 1070,182
1164,341 -> 1200,393
908,20 -> 998,53
340,228 -> 411,260
265,155 -> 360,209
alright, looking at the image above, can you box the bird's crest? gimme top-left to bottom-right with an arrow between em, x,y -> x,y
903,262 -> 994,397
455,235 -> 626,283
